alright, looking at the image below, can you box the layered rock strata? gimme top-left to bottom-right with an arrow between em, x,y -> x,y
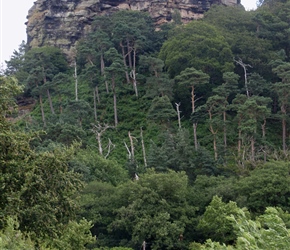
26,0 -> 239,56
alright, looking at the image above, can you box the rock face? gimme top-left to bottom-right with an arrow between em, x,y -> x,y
26,0 -> 239,56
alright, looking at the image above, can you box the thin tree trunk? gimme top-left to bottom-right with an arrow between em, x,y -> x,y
127,39 -> 132,69
175,102 -> 182,129
128,131 -> 135,160
120,42 -> 130,84
46,89 -> 55,114
132,48 -> 138,97
140,127 -> 147,167
74,61 -> 78,101
191,85 -> 195,113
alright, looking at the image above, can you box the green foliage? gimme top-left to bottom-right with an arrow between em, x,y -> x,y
236,161 -> 290,213
47,219 -> 95,250
106,170 -> 195,249
159,21 -> 234,79
198,196 -> 248,244
0,217 -> 36,250
70,148 -> 128,184
147,95 -> 176,123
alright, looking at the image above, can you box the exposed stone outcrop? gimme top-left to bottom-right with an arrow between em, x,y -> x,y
26,0 -> 239,57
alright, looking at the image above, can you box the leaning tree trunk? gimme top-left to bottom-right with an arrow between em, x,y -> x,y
120,42 -> 130,84
140,127 -> 147,167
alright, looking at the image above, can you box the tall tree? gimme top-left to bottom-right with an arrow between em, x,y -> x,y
175,67 -> 210,150
272,61 -> 290,155
111,11 -> 156,96
23,47 -> 68,120
105,48 -> 125,127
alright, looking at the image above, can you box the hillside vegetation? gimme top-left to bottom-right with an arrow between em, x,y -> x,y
3,1 -> 290,249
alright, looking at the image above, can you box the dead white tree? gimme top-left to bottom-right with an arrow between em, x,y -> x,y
234,58 -> 252,98
175,102 -> 182,129
128,131 -> 137,160
140,127 -> 147,167
124,141 -> 132,160
73,60 -> 78,101
104,139 -> 115,159
91,123 -> 114,156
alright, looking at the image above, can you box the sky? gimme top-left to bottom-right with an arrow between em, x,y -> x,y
0,0 -> 257,68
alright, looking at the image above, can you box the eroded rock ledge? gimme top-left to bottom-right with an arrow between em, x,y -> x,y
26,0 -> 239,56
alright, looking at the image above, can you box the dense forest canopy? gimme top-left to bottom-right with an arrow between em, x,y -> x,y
3,1 -> 290,249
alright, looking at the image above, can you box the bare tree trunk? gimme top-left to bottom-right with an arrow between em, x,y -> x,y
175,102 -> 182,129
97,133 -> 102,155
74,61 -> 78,101
131,48 -> 138,97
191,85 -> 195,113
128,131 -> 136,160
127,39 -> 132,69
46,89 -> 55,114
140,127 -> 147,167
91,123 -> 114,156
120,42 -> 130,84
234,58 -> 252,98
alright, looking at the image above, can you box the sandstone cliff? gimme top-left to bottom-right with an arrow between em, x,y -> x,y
26,0 -> 239,57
